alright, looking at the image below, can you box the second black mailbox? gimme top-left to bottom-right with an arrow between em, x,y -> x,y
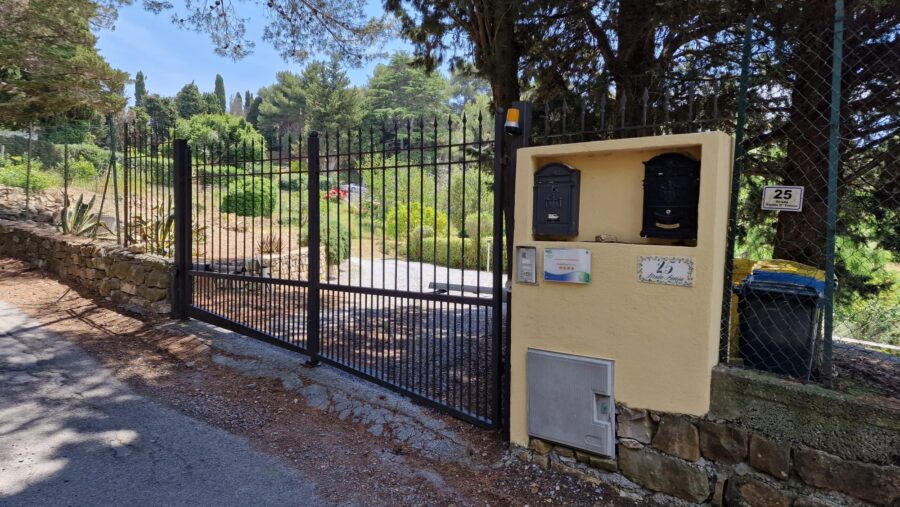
640,153 -> 701,240
533,163 -> 580,239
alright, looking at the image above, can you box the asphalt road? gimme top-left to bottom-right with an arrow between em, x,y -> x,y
0,301 -> 329,507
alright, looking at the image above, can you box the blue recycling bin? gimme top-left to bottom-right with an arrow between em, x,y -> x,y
736,270 -> 825,380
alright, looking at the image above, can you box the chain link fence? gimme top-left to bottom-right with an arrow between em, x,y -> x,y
0,116 -> 124,240
723,1 -> 898,394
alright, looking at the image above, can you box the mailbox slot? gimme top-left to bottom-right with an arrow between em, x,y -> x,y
640,153 -> 700,240
533,163 -> 580,239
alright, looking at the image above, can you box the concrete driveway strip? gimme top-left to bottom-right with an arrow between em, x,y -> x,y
0,301 -> 330,507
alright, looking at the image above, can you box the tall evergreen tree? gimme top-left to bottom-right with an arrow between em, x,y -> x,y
214,74 -> 227,113
134,71 -> 147,108
246,96 -> 262,128
0,0 -> 127,127
257,72 -> 306,139
174,83 -> 204,118
364,53 -> 451,122
300,57 -> 362,134
202,92 -> 221,115
243,90 -> 252,111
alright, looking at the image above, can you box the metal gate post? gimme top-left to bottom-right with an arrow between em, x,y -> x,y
823,0 -> 844,386
497,101 -> 533,440
491,110 -> 506,433
719,14 -> 754,363
172,139 -> 192,319
306,132 -> 321,365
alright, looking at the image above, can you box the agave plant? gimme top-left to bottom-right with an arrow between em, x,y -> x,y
127,207 -> 175,256
59,194 -> 110,237
257,233 -> 284,254
128,206 -> 208,257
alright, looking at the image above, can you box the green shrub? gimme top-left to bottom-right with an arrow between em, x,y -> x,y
385,202 -> 449,239
0,160 -> 60,191
463,211 -> 493,240
198,165 -> 242,186
220,177 -> 275,217
411,236 -> 507,271
323,216 -> 351,265
278,194 -> 308,226
65,159 -> 97,182
65,144 -> 115,172
175,114 -> 267,162
279,164 -> 308,191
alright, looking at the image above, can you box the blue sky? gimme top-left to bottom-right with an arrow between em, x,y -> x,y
95,1 -> 411,104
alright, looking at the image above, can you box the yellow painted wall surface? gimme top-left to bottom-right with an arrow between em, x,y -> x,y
509,132 -> 733,448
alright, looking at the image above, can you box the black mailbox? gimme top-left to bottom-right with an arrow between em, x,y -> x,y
640,153 -> 700,240
533,163 -> 580,239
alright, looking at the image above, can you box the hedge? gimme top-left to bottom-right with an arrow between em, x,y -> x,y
406,236 -> 507,271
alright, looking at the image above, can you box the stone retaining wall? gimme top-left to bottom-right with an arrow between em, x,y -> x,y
517,366 -> 900,506
0,220 -> 173,315
0,184 -> 65,223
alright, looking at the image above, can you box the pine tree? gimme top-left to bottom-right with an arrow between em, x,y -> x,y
214,74 -> 226,113
134,71 -> 147,108
244,90 -> 252,111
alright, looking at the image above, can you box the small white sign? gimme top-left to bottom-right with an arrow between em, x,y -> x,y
762,185 -> 804,212
544,248 -> 591,284
638,256 -> 695,287
516,246 -> 537,284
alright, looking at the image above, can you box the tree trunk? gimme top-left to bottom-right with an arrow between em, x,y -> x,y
771,10 -> 835,268
611,0 -> 661,130
479,3 -> 521,110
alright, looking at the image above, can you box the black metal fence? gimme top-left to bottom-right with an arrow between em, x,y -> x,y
107,0 -> 897,415
131,112 -> 506,427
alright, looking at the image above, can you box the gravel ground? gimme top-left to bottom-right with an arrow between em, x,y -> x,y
0,257 -> 641,507
0,301 -> 324,507
336,256 -> 507,296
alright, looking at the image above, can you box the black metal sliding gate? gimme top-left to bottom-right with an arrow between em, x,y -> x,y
156,115 -> 505,427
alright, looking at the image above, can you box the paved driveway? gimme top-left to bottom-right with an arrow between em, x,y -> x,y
0,301 -> 329,507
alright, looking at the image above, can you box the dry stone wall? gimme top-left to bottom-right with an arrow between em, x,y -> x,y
517,366 -> 900,506
0,219 -> 173,315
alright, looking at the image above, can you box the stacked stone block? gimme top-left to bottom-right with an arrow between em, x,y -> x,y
0,220 -> 173,315
518,368 -> 900,506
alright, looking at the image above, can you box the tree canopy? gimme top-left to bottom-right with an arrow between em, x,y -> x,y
174,83 -> 205,118
97,0 -> 389,66
364,53 -> 452,122
258,72 -> 307,140
0,0 -> 127,127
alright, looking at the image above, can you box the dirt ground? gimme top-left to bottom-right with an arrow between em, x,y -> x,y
0,257 -> 640,507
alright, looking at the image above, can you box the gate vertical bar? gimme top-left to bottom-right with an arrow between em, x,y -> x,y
491,110 -> 506,433
719,15 -> 754,362
306,132 -> 321,365
172,138 -> 192,319
823,0 -> 844,385
107,115 -> 122,245
122,122 -> 130,246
